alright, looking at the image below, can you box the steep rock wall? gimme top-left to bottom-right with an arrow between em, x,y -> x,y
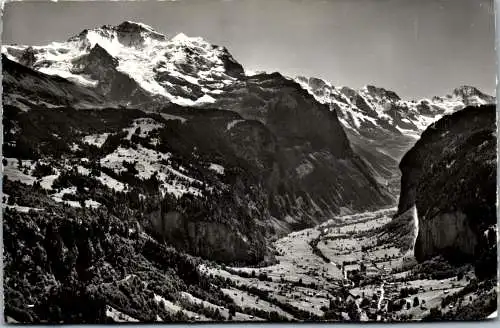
396,105 -> 496,274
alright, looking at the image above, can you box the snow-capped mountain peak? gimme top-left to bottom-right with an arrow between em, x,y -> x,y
68,21 -> 167,48
170,32 -> 207,45
117,20 -> 158,33
452,85 -> 483,98
2,21 -> 244,107
448,85 -> 494,105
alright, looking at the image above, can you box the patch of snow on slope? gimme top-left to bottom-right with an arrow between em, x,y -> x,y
100,145 -> 204,198
411,114 -> 443,131
106,306 -> 139,322
226,119 -> 245,131
395,126 -> 421,140
123,118 -> 164,140
209,163 -> 225,175
100,145 -> 170,179
348,108 -> 378,128
167,93 -> 217,107
160,113 -> 187,123
2,158 -> 36,185
195,94 -> 216,104
125,20 -> 156,32
357,91 -> 395,123
97,172 -> 126,192
82,133 -> 110,147
6,41 -> 98,87
39,67 -> 98,87
208,89 -> 224,94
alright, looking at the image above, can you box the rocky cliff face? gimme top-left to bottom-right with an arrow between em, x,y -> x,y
396,105 -> 496,276
145,209 -> 268,265
70,44 -> 152,104
211,72 -> 395,226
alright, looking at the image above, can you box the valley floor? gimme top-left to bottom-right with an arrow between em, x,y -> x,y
194,208 -> 497,322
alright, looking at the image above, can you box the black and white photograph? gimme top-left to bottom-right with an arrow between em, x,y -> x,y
1,0 -> 498,323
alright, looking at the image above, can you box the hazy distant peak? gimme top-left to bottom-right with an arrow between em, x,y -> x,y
117,20 -> 157,32
295,75 -> 333,89
452,85 -> 483,98
362,85 -> 401,102
171,32 -> 206,44
68,20 -> 167,46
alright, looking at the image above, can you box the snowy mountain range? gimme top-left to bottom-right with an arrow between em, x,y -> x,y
294,76 -> 495,191
3,20 -> 494,130
3,21 -> 244,107
295,76 -> 494,139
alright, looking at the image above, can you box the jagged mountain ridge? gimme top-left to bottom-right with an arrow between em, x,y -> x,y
295,76 -> 494,138
4,20 -> 493,135
4,21 -> 493,117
